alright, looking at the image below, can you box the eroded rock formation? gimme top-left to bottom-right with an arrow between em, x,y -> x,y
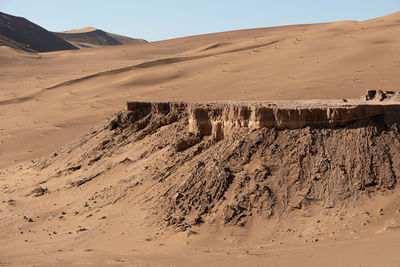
123,97 -> 400,142
7,93 -> 400,232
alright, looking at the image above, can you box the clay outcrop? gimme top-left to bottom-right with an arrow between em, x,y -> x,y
124,96 -> 400,141
12,92 -> 400,233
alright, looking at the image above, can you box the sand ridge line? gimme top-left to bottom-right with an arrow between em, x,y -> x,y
0,40 -> 280,106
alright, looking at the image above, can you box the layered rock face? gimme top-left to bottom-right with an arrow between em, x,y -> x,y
124,100 -> 400,141
7,94 -> 400,235
117,98 -> 400,228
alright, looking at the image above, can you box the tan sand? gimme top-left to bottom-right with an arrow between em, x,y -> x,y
1,11 -> 400,266
61,26 -> 98,33
55,27 -> 147,48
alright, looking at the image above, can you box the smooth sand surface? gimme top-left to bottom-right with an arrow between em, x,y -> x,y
62,26 -> 98,33
1,12 -> 400,266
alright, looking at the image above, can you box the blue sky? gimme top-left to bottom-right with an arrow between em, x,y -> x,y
1,0 -> 399,41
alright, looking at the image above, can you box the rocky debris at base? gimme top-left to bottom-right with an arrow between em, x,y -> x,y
29,186 -> 48,197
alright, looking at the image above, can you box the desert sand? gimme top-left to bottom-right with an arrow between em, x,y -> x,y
55,27 -> 147,49
1,11 -> 400,266
0,11 -> 77,52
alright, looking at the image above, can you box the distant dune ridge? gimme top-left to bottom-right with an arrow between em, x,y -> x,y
0,11 -> 146,52
55,27 -> 147,48
0,11 -> 78,52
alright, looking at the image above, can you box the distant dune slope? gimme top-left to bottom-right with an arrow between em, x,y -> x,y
56,27 -> 147,48
107,32 -> 147,45
0,11 -> 78,52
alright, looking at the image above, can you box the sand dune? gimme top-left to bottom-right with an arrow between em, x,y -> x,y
55,27 -> 147,48
2,12 -> 400,168
0,11 -> 77,52
61,26 -> 98,34
1,11 -> 400,266
107,32 -> 148,45
0,11 -> 146,52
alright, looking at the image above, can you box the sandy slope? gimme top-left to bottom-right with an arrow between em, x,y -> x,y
1,11 -> 400,266
2,12 -> 400,168
0,12 -> 77,52
61,27 -> 98,34
55,27 -> 147,48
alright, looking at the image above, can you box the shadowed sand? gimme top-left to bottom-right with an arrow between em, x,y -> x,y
0,11 -> 77,52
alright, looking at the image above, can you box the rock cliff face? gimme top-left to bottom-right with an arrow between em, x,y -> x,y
3,95 -> 400,235
108,98 -> 400,228
124,100 -> 400,141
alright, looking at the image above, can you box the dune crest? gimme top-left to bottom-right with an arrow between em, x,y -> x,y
55,27 -> 147,48
62,26 -> 98,33
0,11 -> 77,52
